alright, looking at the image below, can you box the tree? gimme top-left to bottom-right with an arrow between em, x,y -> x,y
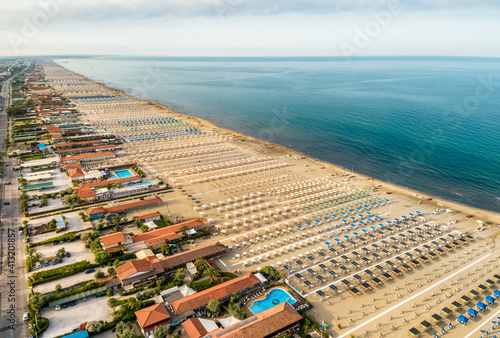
206,266 -> 220,283
159,242 -> 172,256
94,270 -> 105,280
179,225 -> 189,236
107,267 -> 115,275
115,321 -> 128,334
194,258 -> 208,273
28,293 -> 46,312
106,289 -> 114,297
152,325 -> 169,338
32,251 -> 43,263
55,284 -> 62,292
63,195 -> 72,204
119,328 -> 136,338
175,268 -> 185,282
115,182 -> 122,188
228,302 -> 245,320
95,251 -> 112,265
261,266 -> 280,280
57,247 -> 66,257
207,299 -> 220,313
140,224 -> 149,233
113,214 -> 122,228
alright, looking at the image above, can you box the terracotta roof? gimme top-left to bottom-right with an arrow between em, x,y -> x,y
54,139 -> 108,148
115,259 -> 153,281
69,168 -> 84,178
157,241 -> 227,274
58,144 -> 119,154
132,219 -> 203,246
77,176 -> 139,190
61,151 -> 115,162
135,303 -> 170,329
78,189 -> 96,199
100,232 -> 126,247
137,211 -> 162,220
170,273 -> 260,315
205,302 -> 302,338
64,163 -> 82,169
182,318 -> 209,338
86,197 -> 162,215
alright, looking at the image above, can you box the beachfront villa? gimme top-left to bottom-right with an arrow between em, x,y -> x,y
181,302 -> 302,338
85,196 -> 162,220
114,242 -> 228,290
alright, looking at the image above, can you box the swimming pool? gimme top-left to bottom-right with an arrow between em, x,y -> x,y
114,169 -> 134,179
249,288 -> 296,314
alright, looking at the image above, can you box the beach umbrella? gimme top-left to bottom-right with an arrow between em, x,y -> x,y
457,315 -> 469,325
467,308 -> 478,318
477,302 -> 487,312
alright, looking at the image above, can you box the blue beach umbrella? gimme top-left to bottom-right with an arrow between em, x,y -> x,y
477,302 -> 487,312
467,308 -> 478,318
457,315 -> 469,325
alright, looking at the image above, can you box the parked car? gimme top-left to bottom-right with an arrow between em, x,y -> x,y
3,202 -> 10,205
84,269 -> 95,274
23,313 -> 29,321
36,262 -> 42,269
69,301 -> 75,306
65,252 -> 71,258
55,305 -> 61,311
52,259 -> 58,265
18,226 -> 23,231
52,241 -> 58,246
57,257 -> 63,263
81,297 -> 88,302
44,261 -> 50,266
62,303 -> 69,308
4,182 -> 11,185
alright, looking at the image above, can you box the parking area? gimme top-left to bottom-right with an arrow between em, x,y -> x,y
29,211 -> 92,242
28,197 -> 65,213
29,239 -> 95,275
42,294 -> 113,338
24,169 -> 73,197
33,267 -> 106,294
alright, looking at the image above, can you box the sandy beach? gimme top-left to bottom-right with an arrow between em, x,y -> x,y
44,62 -> 500,337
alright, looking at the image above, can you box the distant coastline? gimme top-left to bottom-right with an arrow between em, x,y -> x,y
53,57 -> 500,217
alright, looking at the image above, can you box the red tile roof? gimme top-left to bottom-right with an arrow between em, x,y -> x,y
132,219 -> 203,246
86,197 -> 162,216
77,176 -> 139,190
69,168 -> 84,178
137,211 -> 162,220
100,232 -> 126,247
205,302 -> 302,338
135,303 -> 170,329
182,318 -> 209,338
115,259 -> 153,281
61,151 -> 115,162
170,273 -> 260,315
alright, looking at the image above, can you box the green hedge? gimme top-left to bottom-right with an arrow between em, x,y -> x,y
47,281 -> 106,302
31,232 -> 76,247
29,261 -> 96,286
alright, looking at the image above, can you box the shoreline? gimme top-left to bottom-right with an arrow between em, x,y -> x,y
52,60 -> 500,225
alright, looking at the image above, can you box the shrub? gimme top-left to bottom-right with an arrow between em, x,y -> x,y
29,261 -> 94,286
106,289 -> 114,297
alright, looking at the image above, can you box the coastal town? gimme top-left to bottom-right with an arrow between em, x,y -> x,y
1,59 -> 500,338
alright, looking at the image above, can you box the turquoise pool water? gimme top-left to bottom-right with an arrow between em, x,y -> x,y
114,169 -> 134,178
249,288 -> 296,314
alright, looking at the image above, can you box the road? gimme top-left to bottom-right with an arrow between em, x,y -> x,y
0,75 -> 29,338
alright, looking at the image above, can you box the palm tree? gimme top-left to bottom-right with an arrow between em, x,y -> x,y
32,251 -> 43,263
206,266 -> 220,283
194,258 -> 208,273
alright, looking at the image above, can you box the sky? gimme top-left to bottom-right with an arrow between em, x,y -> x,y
1,0 -> 500,57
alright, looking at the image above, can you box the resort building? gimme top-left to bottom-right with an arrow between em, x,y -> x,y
114,242 -> 227,290
60,151 -> 116,164
130,219 -> 204,250
168,273 -> 263,319
99,232 -> 131,252
191,302 -> 302,338
135,303 -> 171,338
85,196 -> 162,220
181,318 -> 219,338
137,211 -> 162,222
